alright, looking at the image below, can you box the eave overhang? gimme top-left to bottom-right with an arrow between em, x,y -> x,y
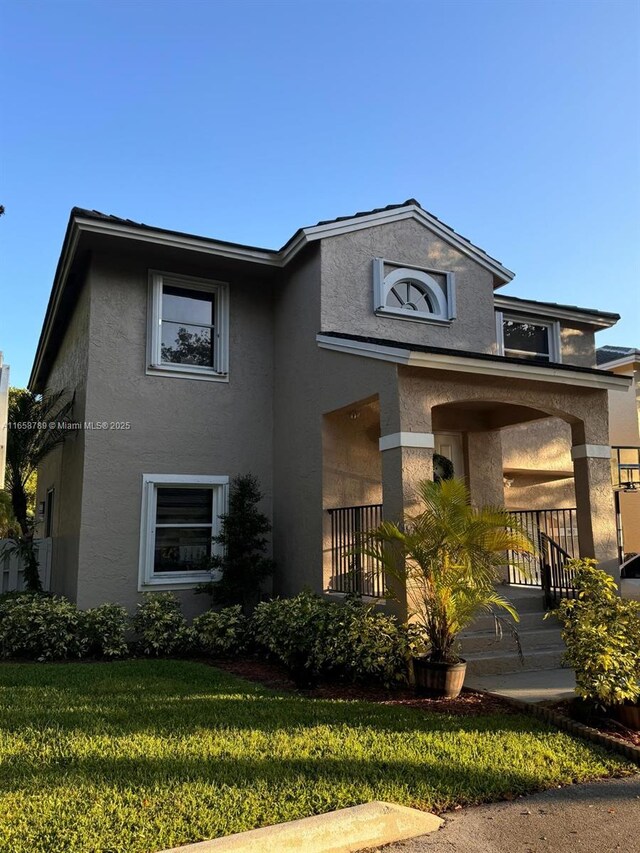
317,332 -> 633,392
30,203 -> 515,390
494,295 -> 620,329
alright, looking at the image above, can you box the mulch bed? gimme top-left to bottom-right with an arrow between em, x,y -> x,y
544,699 -> 640,749
213,657 -> 517,716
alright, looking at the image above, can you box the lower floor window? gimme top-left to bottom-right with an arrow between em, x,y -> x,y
139,474 -> 229,588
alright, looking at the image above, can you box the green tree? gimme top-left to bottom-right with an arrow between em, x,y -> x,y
5,388 -> 72,534
197,474 -> 275,613
362,478 -> 535,663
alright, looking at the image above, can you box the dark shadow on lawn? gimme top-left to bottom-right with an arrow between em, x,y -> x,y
0,749 -> 596,803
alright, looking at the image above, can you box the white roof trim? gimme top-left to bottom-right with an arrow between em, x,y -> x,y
316,334 -> 632,392
75,206 -> 515,282
295,205 -> 515,283
495,295 -> 619,329
75,217 -> 280,266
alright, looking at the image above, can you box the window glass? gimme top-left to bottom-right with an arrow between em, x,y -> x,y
161,322 -> 213,367
154,487 -> 213,573
156,488 -> 212,524
162,286 -> 214,325
386,280 -> 435,313
503,319 -> 550,360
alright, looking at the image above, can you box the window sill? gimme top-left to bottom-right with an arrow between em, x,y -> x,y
146,364 -> 230,383
375,308 -> 452,327
139,570 -> 221,592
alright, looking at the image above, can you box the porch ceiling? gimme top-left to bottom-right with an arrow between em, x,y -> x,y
432,401 -> 550,432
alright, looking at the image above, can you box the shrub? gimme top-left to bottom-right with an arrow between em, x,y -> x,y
251,591 -> 326,686
0,593 -> 85,661
196,474 -> 274,612
552,559 -> 640,708
82,603 -> 130,659
251,591 -> 412,688
133,592 -> 191,657
316,596 -> 414,688
192,606 -> 249,657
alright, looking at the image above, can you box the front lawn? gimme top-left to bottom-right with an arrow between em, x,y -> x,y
0,661 -> 635,853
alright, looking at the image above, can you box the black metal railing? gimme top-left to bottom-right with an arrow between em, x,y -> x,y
611,446 -> 640,489
327,503 -> 385,598
508,508 -> 579,607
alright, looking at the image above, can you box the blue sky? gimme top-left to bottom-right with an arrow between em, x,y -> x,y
1,0 -> 638,387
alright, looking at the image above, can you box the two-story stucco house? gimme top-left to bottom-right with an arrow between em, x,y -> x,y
30,200 -> 631,627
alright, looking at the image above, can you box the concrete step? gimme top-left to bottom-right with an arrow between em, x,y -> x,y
464,613 -> 560,634
497,586 -> 548,613
464,647 -> 564,677
459,627 -> 564,655
465,611 -> 558,633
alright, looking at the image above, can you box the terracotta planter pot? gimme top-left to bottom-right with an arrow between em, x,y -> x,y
413,657 -> 467,699
613,702 -> 640,731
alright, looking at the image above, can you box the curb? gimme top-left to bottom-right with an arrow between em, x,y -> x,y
476,689 -> 640,766
158,801 -> 443,853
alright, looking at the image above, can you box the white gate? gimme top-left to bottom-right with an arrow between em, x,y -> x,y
0,538 -> 52,592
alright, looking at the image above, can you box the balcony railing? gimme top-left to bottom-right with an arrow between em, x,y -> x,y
508,508 -> 578,607
327,504 -> 385,598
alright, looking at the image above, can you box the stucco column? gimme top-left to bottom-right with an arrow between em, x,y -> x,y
465,430 -> 505,508
571,424 -> 618,580
379,435 -> 434,621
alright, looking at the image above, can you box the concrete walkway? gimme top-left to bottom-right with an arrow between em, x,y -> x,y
375,776 -> 640,852
466,668 -> 576,704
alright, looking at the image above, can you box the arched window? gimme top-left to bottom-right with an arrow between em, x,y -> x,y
385,278 -> 436,313
373,259 -> 454,323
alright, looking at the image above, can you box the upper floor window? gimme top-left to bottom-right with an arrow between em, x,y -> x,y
496,312 -> 561,363
147,272 -> 229,381
373,258 -> 455,324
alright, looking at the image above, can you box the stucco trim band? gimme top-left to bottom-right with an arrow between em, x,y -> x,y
571,444 -> 612,460
379,432 -> 435,452
316,335 -> 632,392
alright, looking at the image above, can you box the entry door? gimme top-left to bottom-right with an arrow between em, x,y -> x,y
434,433 -> 465,480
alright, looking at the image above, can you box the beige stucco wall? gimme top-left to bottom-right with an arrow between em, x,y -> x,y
35,283 -> 90,599
320,219 -> 497,353
560,323 -> 596,368
272,244 -> 401,597
67,247 -> 276,616
607,363 -> 640,446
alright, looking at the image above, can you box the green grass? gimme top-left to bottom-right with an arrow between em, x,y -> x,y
0,661 -> 635,852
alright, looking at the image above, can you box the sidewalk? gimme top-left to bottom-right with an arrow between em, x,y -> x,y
465,668 -> 576,704
375,776 -> 640,852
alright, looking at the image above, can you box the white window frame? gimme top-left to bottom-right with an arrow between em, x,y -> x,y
373,257 -> 456,325
147,271 -> 229,382
495,311 -> 561,363
138,473 -> 229,590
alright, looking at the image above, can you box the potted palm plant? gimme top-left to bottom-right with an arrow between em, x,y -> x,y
363,478 -> 535,698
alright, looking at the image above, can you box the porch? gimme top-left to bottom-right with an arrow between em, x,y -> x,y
321,366 -> 620,620
326,502 -> 580,609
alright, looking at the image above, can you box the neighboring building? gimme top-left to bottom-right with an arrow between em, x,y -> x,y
29,201 -> 631,623
0,353 -> 9,489
597,346 -> 640,559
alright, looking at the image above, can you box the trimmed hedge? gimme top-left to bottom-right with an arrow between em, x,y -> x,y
0,590 -> 413,688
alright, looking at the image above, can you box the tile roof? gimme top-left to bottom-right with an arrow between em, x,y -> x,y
321,331 -> 618,377
72,200 -> 507,270
70,207 -> 279,255
596,346 -> 638,365
498,294 -> 619,321
310,199 -> 506,268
